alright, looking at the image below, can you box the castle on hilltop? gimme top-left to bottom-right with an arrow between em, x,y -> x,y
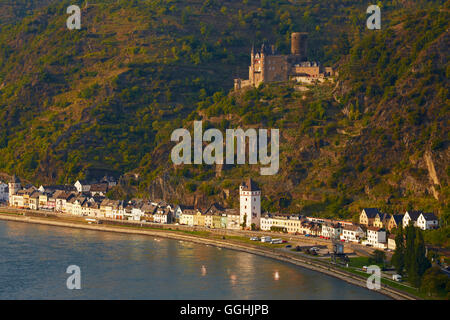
234,32 -> 334,90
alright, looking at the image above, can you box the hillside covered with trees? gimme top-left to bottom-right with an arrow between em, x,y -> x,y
0,0 -> 448,227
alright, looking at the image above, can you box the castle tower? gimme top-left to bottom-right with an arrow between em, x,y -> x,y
291,32 -> 308,61
8,175 -> 21,204
260,43 -> 266,84
239,178 -> 261,230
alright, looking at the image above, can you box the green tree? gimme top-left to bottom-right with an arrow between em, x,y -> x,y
404,224 -> 416,274
415,229 -> 431,280
391,226 -> 405,275
241,214 -> 247,229
420,266 -> 450,298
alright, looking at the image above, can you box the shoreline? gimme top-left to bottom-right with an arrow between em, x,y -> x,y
0,212 -> 417,300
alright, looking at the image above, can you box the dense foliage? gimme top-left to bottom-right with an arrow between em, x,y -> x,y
0,0 -> 448,222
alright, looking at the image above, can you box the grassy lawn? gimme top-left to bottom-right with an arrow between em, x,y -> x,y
0,210 -> 23,216
348,256 -> 371,268
335,262 -> 428,299
177,230 -> 212,237
224,235 -> 287,249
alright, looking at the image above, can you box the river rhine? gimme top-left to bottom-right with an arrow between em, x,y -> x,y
0,220 -> 388,299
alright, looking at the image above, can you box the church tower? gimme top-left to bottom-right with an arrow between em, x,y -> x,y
239,178 -> 261,230
9,175 -> 21,204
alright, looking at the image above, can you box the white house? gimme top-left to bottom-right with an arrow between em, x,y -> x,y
71,197 -> 86,216
239,178 -> 261,230
0,181 -> 8,202
387,234 -> 396,250
260,214 -> 303,233
74,180 -> 91,193
129,202 -> 144,220
174,205 -> 194,221
180,209 -> 197,226
226,209 -> 241,230
340,225 -> 365,242
54,191 -> 74,212
321,223 -> 342,239
366,227 -> 386,248
417,212 -> 439,230
82,201 -> 101,217
154,207 -> 172,224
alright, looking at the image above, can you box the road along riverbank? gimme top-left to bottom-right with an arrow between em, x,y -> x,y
0,211 -> 417,300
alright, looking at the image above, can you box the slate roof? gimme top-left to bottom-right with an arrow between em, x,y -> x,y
90,183 -> 108,193
421,212 -> 438,221
391,214 -> 404,225
241,178 -> 260,191
362,208 -> 381,218
406,211 -> 422,221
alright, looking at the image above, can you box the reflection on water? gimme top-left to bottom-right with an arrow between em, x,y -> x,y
0,220 -> 389,300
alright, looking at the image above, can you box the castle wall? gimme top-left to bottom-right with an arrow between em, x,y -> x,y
234,32 -> 333,90
291,66 -> 321,77
264,56 -> 289,82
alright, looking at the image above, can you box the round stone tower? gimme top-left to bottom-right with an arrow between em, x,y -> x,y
291,32 -> 308,61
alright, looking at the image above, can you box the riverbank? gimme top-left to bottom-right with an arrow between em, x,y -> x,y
0,211 -> 417,300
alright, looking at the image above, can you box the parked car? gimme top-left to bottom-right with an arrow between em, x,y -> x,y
250,237 -> 260,241
285,245 -> 292,248
392,274 -> 402,282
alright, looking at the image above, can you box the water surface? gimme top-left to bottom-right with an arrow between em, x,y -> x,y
0,220 -> 388,299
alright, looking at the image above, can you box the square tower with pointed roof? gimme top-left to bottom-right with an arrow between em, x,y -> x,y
239,178 -> 261,230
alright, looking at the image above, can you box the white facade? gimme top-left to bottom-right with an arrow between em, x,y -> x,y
180,212 -> 195,226
340,226 -> 365,242
388,237 -> 396,250
260,216 -> 272,231
416,213 -> 439,230
239,180 -> 261,229
260,215 -> 303,233
227,213 -> 241,230
74,180 -> 91,193
367,228 -> 386,246
321,224 -> 342,239
154,210 -> 171,224
130,207 -> 145,221
402,211 -> 421,227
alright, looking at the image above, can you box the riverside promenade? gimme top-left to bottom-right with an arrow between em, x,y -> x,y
0,209 -> 417,300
